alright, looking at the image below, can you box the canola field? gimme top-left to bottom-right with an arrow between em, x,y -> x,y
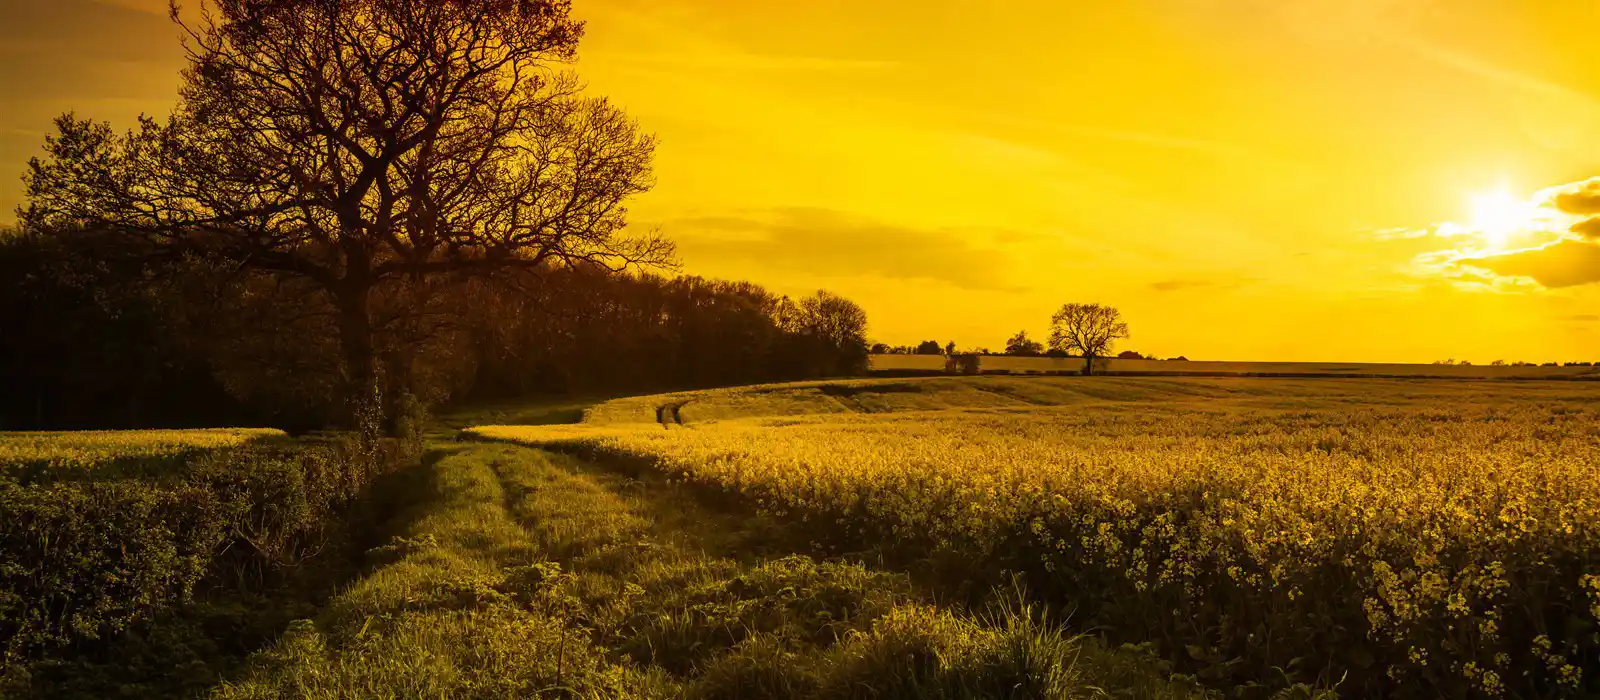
0,428 -> 285,478
471,376 -> 1600,697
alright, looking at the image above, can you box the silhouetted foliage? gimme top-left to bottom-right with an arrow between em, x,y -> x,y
1117,350 -> 1145,360
915,341 -> 944,355
23,0 -> 669,429
1047,303 -> 1129,375
1004,330 -> 1044,356
0,228 -> 252,430
0,226 -> 870,430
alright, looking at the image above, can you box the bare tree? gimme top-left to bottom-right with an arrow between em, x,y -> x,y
1047,303 -> 1129,375
22,0 -> 670,426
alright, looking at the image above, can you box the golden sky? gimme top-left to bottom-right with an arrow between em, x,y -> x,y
4,0 -> 1600,362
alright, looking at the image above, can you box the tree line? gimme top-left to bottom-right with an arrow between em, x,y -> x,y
2,0 -> 870,432
0,226 -> 867,431
872,303 -> 1146,375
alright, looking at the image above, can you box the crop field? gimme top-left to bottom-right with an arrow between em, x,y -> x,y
870,353 -> 1600,379
471,376 -> 1600,698
0,428 -> 286,477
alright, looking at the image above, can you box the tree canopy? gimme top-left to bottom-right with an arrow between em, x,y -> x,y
1004,330 -> 1044,356
23,0 -> 668,428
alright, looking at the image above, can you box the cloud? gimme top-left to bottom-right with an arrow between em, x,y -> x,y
1402,176 -> 1600,290
1572,217 -> 1600,239
1550,178 -> 1600,215
587,50 -> 898,73
1460,239 -> 1600,289
1149,280 -> 1212,292
0,0 -> 178,62
668,208 -> 1041,291
1561,314 -> 1599,323
1147,279 -> 1251,292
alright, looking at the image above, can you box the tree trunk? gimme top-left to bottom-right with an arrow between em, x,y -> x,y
1083,353 -> 1095,376
334,284 -> 381,436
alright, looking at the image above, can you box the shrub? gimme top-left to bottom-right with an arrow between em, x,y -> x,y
0,480 -> 226,658
0,433 -> 412,662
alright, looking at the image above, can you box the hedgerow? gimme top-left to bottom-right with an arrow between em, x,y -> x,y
0,433 -> 412,662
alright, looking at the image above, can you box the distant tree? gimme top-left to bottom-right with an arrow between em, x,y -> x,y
1117,350 -> 1145,360
1490,359 -> 1507,366
23,0 -> 669,429
869,343 -> 891,355
1047,303 -> 1129,375
1166,356 -> 1189,362
1004,330 -> 1044,356
945,341 -> 957,356
915,340 -> 943,355
798,291 -> 869,376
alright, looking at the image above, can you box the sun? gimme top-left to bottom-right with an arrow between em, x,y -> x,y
1467,188 -> 1532,249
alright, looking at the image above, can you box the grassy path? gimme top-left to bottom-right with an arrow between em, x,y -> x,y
211,437 -> 1212,699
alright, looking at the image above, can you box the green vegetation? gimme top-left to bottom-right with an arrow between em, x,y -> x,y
16,378 -> 1600,698
214,441 -> 1208,699
2,431 -> 415,695
472,376 -> 1600,698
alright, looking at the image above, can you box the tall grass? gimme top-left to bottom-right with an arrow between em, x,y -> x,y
216,442 -> 1207,699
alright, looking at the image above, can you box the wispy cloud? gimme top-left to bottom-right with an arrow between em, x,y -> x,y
1148,278 -> 1254,293
1391,35 -> 1598,107
667,208 -> 1043,292
586,50 -> 897,73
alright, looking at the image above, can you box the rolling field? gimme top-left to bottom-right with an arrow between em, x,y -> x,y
471,376 -> 1600,698
0,428 -> 286,478
870,353 -> 1600,379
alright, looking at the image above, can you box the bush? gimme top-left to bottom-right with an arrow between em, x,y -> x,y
0,434 -> 412,662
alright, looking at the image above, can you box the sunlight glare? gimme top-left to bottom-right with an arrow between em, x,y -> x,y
1467,188 -> 1530,249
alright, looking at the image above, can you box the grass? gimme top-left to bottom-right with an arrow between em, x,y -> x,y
46,377 -> 1589,697
212,435 -> 1214,699
468,376 -> 1600,697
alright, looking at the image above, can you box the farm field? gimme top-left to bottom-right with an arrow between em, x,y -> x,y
870,353 -> 1600,379
14,376 -> 1600,698
0,428 -> 286,479
3,413 -> 1209,699
471,376 -> 1600,698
